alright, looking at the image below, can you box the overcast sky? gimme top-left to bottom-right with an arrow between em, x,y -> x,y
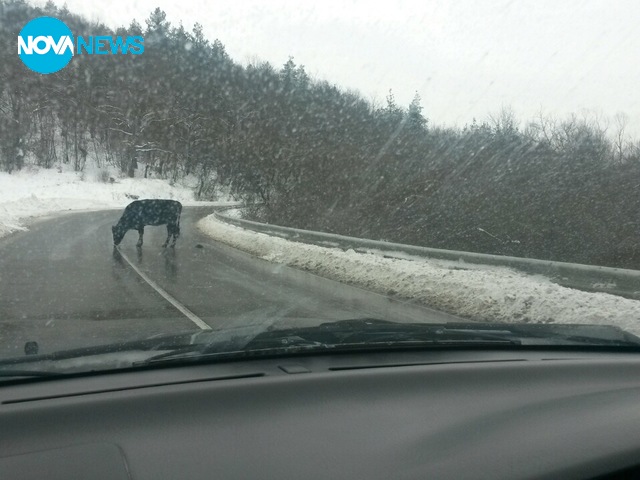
37,0 -> 640,138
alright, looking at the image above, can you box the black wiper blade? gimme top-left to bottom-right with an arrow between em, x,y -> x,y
463,322 -> 640,347
244,319 -> 522,351
244,319 -> 640,350
135,320 -> 640,368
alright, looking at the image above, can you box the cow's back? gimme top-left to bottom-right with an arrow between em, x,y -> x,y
122,200 -> 182,227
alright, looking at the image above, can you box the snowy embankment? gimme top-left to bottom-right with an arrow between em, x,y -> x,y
199,214 -> 640,336
0,165 -> 234,239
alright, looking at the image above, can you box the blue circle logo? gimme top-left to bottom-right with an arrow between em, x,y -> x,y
18,17 -> 74,74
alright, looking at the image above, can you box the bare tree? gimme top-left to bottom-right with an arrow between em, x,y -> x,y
613,112 -> 630,164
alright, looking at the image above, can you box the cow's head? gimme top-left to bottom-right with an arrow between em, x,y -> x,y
112,225 -> 126,246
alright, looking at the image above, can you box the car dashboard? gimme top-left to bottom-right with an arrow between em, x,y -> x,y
1,348 -> 640,479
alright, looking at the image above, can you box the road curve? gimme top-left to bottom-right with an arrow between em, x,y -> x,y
0,206 -> 457,357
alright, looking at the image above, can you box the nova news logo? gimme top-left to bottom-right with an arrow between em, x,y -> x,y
18,16 -> 144,74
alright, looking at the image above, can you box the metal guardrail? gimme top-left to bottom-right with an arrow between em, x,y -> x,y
213,211 -> 640,300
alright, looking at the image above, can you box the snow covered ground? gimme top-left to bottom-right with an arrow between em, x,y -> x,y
198,214 -> 640,336
0,163 -> 235,238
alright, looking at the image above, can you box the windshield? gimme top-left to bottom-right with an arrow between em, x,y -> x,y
1,0 -> 640,376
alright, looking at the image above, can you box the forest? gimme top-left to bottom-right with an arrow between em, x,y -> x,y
2,0 -> 640,268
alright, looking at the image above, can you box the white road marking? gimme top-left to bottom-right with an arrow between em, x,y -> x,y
117,248 -> 213,331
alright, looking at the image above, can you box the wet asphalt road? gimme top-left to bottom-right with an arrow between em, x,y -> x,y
0,207 -> 457,357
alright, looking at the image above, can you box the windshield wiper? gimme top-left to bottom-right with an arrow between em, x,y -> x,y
3,320 -> 638,375
241,319 -> 640,349
243,320 -> 521,349
138,319 -> 640,367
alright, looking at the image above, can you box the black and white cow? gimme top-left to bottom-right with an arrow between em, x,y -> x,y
112,199 -> 182,248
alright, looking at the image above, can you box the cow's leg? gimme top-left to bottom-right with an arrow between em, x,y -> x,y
136,227 -> 144,247
164,223 -> 179,248
170,223 -> 180,247
163,225 -> 170,248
